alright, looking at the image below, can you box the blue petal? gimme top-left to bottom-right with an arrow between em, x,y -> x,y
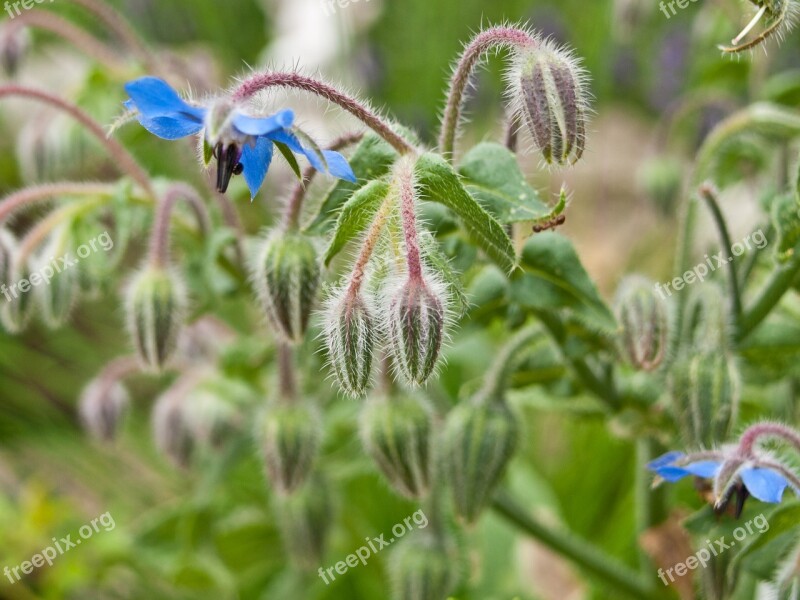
323,150 -> 357,182
647,452 -> 685,471
682,461 -> 721,478
232,110 -> 294,136
741,467 -> 789,503
135,114 -> 204,140
124,77 -> 205,121
240,137 -> 274,199
267,129 -> 326,173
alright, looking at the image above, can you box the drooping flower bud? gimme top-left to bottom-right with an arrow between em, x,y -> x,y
125,266 -> 187,371
324,287 -> 376,397
34,234 -> 78,329
78,376 -> 130,442
253,230 -> 320,344
443,397 -> 518,523
390,530 -> 459,600
681,284 -> 731,353
386,275 -> 447,386
0,26 -> 29,77
615,275 -> 669,372
0,252 -> 35,334
258,402 -> 321,495
152,380 -> 195,468
273,475 -> 332,571
514,39 -> 590,166
669,351 -> 740,448
360,393 -> 433,498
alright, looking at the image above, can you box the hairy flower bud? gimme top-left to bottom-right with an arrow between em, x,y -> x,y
34,235 -> 78,329
78,377 -> 130,442
514,40 -> 589,166
0,253 -> 34,334
390,530 -> 459,600
152,382 -> 195,468
386,275 -> 447,386
681,284 -> 731,353
253,230 -> 320,344
324,287 -> 376,397
669,351 -> 740,447
273,476 -> 332,571
258,402 -> 321,495
0,26 -> 29,77
126,266 -> 186,371
443,398 -> 518,523
360,393 -> 433,498
615,275 -> 669,372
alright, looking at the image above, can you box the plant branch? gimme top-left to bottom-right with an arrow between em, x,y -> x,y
148,183 -> 210,267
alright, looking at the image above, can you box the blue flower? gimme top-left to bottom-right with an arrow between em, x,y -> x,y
648,451 -> 791,505
123,77 -> 356,197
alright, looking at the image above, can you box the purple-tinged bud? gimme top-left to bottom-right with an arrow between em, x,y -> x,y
390,529 -> 459,600
253,230 -> 320,344
669,351 -> 740,448
78,377 -> 130,442
360,393 -> 433,498
258,402 -> 321,495
0,26 -> 29,77
443,397 -> 518,524
386,275 -> 447,386
324,287 -> 376,397
615,275 -> 669,372
125,266 -> 187,371
273,476 -> 332,571
513,40 -> 590,166
152,380 -> 195,468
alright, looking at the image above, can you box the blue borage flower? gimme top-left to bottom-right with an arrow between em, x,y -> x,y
123,77 -> 356,198
648,450 -> 797,515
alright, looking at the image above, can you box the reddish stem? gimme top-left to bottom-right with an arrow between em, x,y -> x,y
397,158 -> 422,280
0,182 -> 113,224
738,423 -> 800,457
149,183 -> 210,267
277,342 -> 297,401
231,71 -> 414,155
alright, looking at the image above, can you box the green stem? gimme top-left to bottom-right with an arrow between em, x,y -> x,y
698,183 -> 742,323
492,491 -> 656,599
736,258 -> 800,341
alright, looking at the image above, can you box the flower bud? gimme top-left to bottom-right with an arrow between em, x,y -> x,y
681,284 -> 731,353
78,377 -> 130,442
669,351 -> 740,448
390,530 -> 459,600
324,287 -> 376,397
253,230 -> 320,343
273,476 -> 332,571
0,26 -> 29,77
35,234 -> 78,329
615,275 -> 669,372
443,398 -> 518,523
386,275 -> 447,386
152,381 -> 195,468
0,253 -> 35,334
360,393 -> 433,498
126,266 -> 186,371
258,402 -> 321,495
515,40 -> 589,166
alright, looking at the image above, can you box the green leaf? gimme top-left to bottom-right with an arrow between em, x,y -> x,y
274,141 -> 302,180
415,152 -> 516,273
202,137 -> 214,166
323,179 -> 391,265
729,501 -> 800,581
306,133 -> 398,233
419,230 -> 468,317
510,232 -> 617,333
458,142 -> 564,225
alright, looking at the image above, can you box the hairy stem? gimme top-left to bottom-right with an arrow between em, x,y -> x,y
0,85 -> 154,197
284,131 -> 364,231
347,196 -> 395,295
149,183 -> 210,267
6,11 -> 126,71
396,157 -> 423,279
277,342 -> 297,401
738,422 -> 800,457
492,490 -> 657,599
698,183 -> 742,323
736,258 -> 800,341
231,71 -> 414,154
439,26 -> 537,158
478,323 -> 540,402
0,182 -> 115,224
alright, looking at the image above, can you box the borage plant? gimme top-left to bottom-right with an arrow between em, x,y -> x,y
3,2 -> 800,598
